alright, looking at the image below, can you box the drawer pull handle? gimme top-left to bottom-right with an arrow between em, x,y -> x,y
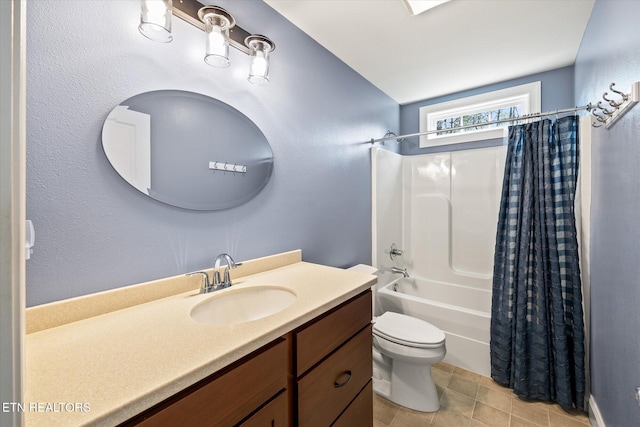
333,370 -> 352,388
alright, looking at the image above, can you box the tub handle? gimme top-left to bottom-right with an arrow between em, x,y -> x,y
333,370 -> 352,388
387,243 -> 404,260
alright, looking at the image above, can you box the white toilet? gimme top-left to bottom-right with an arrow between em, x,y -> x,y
348,265 -> 447,412
372,311 -> 446,412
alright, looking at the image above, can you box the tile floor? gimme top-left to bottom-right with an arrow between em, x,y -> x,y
373,361 -> 590,427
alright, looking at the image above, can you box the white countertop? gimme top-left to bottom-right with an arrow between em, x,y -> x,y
25,255 -> 375,426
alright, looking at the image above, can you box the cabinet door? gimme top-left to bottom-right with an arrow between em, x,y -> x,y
297,326 -> 373,426
237,391 -> 288,427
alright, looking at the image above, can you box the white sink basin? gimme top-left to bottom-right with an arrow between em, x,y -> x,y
190,286 -> 297,325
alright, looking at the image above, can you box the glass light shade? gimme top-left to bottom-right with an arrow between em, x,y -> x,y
247,39 -> 272,85
139,0 -> 173,43
204,15 -> 231,68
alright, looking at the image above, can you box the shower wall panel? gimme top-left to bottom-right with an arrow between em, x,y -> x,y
405,146 -> 506,289
371,147 -> 403,307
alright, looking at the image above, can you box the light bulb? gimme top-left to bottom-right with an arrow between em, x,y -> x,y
204,16 -> 230,68
250,56 -> 268,78
246,37 -> 273,85
139,0 -> 173,43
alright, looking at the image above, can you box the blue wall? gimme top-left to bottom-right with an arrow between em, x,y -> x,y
398,66 -> 575,155
574,0 -> 640,425
25,0 -> 398,306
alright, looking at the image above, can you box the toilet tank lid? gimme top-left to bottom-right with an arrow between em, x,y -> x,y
373,312 -> 445,345
347,264 -> 378,275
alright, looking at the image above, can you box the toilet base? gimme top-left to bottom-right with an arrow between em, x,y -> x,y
373,377 -> 391,399
373,363 -> 440,412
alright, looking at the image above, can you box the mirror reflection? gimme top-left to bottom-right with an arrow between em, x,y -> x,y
102,90 -> 274,210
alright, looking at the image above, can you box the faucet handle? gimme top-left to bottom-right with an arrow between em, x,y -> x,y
187,271 -> 211,294
386,243 -> 404,260
212,270 -> 222,288
223,262 -> 243,285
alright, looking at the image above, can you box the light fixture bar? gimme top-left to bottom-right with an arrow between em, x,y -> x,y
172,0 -> 251,54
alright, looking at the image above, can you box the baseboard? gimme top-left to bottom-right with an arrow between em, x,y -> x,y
589,395 -> 606,427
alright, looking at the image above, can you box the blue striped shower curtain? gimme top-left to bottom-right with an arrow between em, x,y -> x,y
490,116 -> 586,411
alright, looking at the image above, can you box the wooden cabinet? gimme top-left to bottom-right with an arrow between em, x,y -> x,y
121,290 -> 372,427
294,291 -> 373,426
120,338 -> 289,427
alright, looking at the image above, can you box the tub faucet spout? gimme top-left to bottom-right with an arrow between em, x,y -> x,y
391,266 -> 409,278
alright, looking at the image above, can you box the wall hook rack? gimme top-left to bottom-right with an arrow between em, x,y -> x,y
209,161 -> 247,174
595,82 -> 639,129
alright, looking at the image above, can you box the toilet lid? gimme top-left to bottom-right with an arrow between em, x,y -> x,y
373,312 -> 445,348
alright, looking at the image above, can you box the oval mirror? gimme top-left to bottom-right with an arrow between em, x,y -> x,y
101,90 -> 273,210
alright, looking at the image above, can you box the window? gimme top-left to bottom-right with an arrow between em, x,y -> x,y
419,82 -> 541,147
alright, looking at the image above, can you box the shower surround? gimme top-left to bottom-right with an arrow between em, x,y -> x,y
372,146 -> 506,376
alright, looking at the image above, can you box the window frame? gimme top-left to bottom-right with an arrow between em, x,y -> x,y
419,81 -> 541,147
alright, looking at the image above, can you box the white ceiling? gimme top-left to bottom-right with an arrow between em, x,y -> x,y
264,0 -> 595,105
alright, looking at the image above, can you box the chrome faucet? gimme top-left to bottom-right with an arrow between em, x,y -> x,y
391,266 -> 410,278
213,253 -> 242,290
187,271 -> 213,294
378,265 -> 409,278
186,254 -> 243,294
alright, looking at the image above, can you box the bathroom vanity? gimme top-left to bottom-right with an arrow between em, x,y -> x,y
25,251 -> 375,426
122,291 -> 372,426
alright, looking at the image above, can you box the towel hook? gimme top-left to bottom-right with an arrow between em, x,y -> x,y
597,101 -> 615,116
590,109 -> 605,127
609,83 -> 629,102
591,108 -> 608,124
602,92 -> 619,108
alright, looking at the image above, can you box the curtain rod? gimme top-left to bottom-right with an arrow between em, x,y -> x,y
370,81 -> 639,145
370,105 -> 591,144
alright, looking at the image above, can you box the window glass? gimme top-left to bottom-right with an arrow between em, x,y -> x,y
419,82 -> 540,147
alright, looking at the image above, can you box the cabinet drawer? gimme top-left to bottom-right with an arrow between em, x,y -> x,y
295,291 -> 371,375
332,380 -> 373,427
127,338 -> 288,427
297,325 -> 372,427
237,391 -> 288,427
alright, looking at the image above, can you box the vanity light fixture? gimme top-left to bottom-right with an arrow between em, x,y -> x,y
246,35 -> 274,85
198,7 -> 234,68
138,0 -> 276,84
138,0 -> 173,43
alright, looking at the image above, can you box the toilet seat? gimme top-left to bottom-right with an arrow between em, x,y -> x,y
373,312 -> 445,349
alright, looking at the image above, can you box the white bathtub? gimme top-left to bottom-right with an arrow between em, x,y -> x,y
377,276 -> 491,376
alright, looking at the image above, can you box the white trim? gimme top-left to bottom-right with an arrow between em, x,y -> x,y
0,1 -> 26,426
589,395 -> 606,427
578,116 -> 592,414
419,81 -> 541,147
